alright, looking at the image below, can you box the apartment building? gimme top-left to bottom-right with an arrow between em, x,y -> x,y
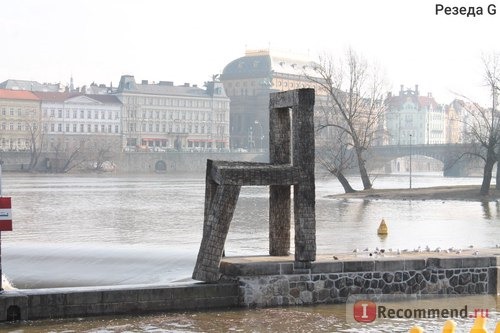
115,75 -> 229,151
0,89 -> 40,151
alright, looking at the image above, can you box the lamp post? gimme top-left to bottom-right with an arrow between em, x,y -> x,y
409,134 -> 413,189
254,120 -> 263,152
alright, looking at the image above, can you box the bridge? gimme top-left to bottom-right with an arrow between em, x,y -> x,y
367,143 -> 480,177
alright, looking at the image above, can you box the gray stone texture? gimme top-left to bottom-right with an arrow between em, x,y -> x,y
234,258 -> 496,307
193,89 -> 316,282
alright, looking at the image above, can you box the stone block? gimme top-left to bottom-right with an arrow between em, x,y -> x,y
374,260 -> 405,271
462,257 -> 492,268
343,260 -> 375,272
404,259 -> 426,270
427,257 -> 463,269
311,261 -> 343,274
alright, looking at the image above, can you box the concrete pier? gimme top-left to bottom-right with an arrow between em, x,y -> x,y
220,250 -> 500,307
0,250 -> 498,321
0,282 -> 239,321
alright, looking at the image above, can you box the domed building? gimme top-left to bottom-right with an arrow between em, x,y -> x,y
220,49 -> 323,150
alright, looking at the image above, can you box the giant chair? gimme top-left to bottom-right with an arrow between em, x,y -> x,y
193,88 -> 316,282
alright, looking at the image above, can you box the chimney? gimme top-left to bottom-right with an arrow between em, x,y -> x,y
415,84 -> 419,96
141,80 -> 148,85
399,84 -> 404,96
428,92 -> 432,98
183,83 -> 190,87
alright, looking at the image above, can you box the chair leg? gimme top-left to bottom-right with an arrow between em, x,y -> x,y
193,184 -> 241,282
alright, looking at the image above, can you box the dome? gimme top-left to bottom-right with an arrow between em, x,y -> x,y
221,50 -> 317,80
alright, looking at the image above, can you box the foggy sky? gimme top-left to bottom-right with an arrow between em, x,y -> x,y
1,0 -> 499,105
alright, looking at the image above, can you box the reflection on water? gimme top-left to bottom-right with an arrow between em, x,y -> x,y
2,296 -> 499,333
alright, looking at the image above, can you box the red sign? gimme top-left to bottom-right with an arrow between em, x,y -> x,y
0,197 -> 12,231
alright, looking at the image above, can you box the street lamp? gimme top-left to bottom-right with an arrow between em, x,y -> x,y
409,133 -> 412,189
254,120 -> 263,152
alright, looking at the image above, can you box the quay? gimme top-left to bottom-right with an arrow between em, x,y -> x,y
0,249 -> 498,321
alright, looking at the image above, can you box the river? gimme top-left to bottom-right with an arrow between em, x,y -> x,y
0,171 -> 499,332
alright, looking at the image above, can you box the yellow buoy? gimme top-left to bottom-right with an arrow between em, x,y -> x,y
377,219 -> 388,235
409,326 -> 424,333
469,316 -> 487,333
442,320 -> 457,333
494,321 -> 500,333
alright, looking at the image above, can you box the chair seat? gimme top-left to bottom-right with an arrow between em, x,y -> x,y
210,160 -> 299,186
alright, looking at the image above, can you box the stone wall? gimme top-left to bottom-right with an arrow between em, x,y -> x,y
0,283 -> 239,321
219,255 -> 499,307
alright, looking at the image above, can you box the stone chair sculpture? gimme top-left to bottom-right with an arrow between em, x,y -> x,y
193,88 -> 316,282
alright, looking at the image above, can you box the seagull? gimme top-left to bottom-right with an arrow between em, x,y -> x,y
456,249 -> 462,254
363,247 -> 369,252
353,248 -> 359,253
333,256 -> 339,260
396,249 -> 401,255
468,245 -> 474,249
473,250 -> 479,256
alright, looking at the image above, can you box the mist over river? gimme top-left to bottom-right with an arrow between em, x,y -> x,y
2,171 -> 499,289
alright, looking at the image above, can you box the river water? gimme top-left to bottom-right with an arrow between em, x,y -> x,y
0,171 -> 499,332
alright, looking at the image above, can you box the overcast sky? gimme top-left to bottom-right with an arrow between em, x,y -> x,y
1,0 -> 499,105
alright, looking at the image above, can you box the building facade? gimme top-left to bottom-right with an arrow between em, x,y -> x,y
220,49 -> 323,150
115,75 -> 230,151
384,85 -> 445,145
0,89 -> 40,151
34,92 -> 123,153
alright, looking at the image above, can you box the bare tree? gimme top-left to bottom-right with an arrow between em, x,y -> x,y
316,128 -> 356,193
457,53 -> 500,195
52,140 -> 85,173
308,48 -> 387,190
25,121 -> 44,172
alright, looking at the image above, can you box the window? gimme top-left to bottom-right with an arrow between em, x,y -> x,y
58,124 -> 62,132
88,124 -> 91,132
73,124 -> 77,132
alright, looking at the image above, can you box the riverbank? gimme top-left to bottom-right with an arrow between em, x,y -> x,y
326,184 -> 500,201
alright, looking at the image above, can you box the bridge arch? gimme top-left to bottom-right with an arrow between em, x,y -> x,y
155,160 -> 167,173
368,144 -> 477,177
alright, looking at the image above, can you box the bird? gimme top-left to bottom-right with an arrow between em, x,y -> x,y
333,256 -> 339,260
473,250 -> 479,256
353,248 -> 359,254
